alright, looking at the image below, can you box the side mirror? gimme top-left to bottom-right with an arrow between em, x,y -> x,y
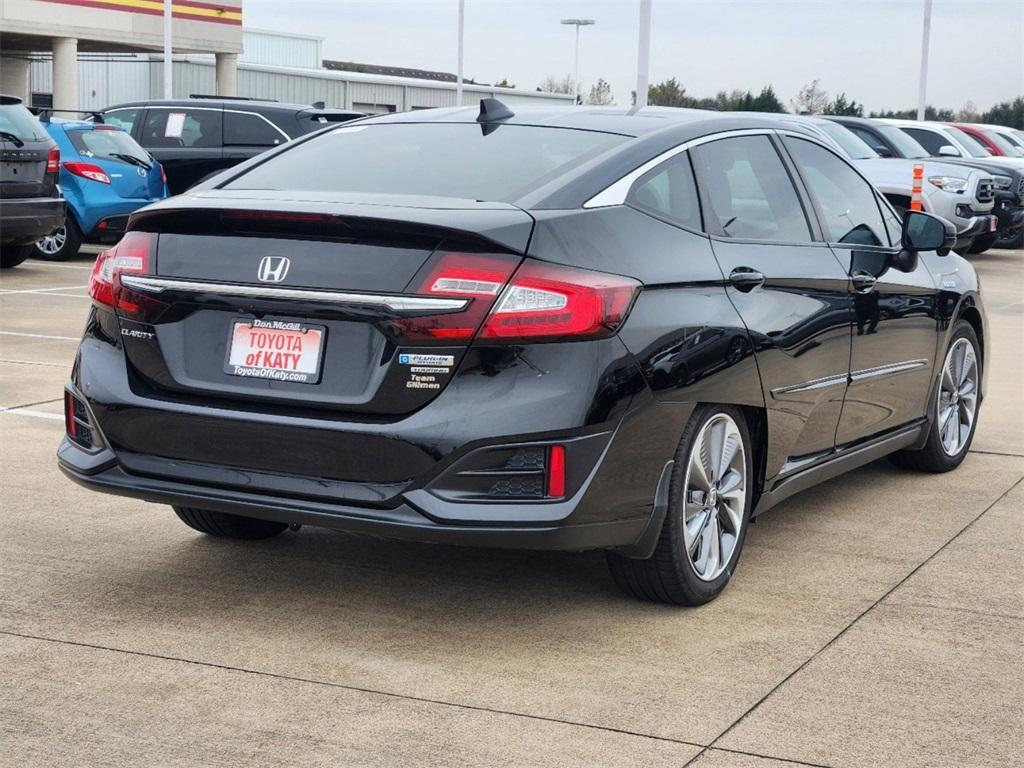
938,145 -> 960,157
902,210 -> 957,256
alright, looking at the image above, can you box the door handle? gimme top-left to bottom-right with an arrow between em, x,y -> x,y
851,271 -> 877,293
728,267 -> 766,293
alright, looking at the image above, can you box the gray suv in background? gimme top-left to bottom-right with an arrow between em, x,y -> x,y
0,95 -> 65,268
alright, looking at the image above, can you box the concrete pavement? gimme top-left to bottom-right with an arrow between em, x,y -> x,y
1,248 -> 1021,767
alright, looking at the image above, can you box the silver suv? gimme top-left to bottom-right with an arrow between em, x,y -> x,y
769,115 -> 996,253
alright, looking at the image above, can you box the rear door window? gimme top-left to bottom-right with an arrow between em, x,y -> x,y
102,108 -> 140,135
626,151 -> 702,230
224,111 -> 286,147
786,137 -> 891,247
691,135 -> 811,242
142,108 -> 222,148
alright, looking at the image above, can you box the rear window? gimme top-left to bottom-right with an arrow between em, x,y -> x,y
67,127 -> 151,166
224,123 -> 628,202
0,103 -> 48,142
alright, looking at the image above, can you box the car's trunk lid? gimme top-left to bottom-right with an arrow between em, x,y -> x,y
117,192 -> 534,416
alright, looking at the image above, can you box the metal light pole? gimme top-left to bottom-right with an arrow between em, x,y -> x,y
163,0 -> 173,99
561,18 -> 595,105
635,0 -> 651,109
456,0 -> 465,106
916,0 -> 932,121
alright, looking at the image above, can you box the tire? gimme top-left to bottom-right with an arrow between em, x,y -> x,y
890,320 -> 981,473
967,233 -> 998,255
33,218 -> 82,261
607,404 -> 754,605
0,244 -> 34,269
173,506 -> 288,540
995,227 -> 1023,250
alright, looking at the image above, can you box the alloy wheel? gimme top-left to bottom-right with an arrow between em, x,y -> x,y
37,226 -> 67,256
937,338 -> 978,456
682,413 -> 747,581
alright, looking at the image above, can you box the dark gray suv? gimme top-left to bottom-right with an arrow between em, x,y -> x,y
1,95 -> 65,268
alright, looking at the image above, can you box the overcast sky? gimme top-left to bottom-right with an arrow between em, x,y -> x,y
243,0 -> 1023,113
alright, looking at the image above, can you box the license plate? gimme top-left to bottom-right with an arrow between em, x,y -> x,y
225,320 -> 325,384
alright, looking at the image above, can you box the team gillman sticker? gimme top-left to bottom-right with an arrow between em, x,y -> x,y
398,353 -> 454,390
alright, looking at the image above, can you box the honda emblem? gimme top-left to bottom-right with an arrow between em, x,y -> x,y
257,255 -> 290,283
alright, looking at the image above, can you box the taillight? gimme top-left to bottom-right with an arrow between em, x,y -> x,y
480,261 -> 639,341
46,146 -> 60,173
64,161 -> 111,184
88,232 -> 163,320
398,252 -> 520,341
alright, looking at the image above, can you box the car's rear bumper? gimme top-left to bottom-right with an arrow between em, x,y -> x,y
59,318 -> 691,554
0,195 -> 65,245
57,437 -> 652,551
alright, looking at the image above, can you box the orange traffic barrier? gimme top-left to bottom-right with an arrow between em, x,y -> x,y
911,163 -> 924,212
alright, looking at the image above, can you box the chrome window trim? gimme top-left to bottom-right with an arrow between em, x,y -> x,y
583,128 -> 776,209
121,275 -> 468,314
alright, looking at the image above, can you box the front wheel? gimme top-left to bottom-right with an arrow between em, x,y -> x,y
173,506 -> 288,539
891,320 -> 981,472
607,405 -> 754,605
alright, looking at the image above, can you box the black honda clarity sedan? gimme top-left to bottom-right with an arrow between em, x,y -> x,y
59,103 -> 987,605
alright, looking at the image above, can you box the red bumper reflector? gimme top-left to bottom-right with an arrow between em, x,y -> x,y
547,444 -> 566,497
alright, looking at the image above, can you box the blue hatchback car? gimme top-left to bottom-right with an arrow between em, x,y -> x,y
33,119 -> 167,261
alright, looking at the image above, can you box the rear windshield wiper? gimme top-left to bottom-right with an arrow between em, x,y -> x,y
109,152 -> 151,170
0,131 -> 25,148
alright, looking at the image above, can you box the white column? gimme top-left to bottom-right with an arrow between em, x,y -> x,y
916,0 -> 933,121
0,57 -> 31,104
163,0 -> 173,99
635,0 -> 651,109
456,0 -> 465,106
216,52 -> 238,97
52,37 -> 79,113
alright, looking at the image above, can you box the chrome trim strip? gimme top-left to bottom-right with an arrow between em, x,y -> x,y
771,372 -> 848,398
771,359 -> 929,399
583,128 -> 774,209
120,275 -> 469,314
850,358 -> 929,383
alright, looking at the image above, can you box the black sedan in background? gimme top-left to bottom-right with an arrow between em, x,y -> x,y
59,104 -> 987,605
98,97 -> 364,194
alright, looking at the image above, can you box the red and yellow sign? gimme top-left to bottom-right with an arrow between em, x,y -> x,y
39,0 -> 242,26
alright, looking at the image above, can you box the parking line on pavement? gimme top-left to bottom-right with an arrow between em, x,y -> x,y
0,331 -> 79,341
0,408 -> 64,421
0,285 -> 89,294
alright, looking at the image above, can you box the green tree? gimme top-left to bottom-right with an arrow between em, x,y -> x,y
824,92 -> 864,117
751,85 -> 786,113
647,78 -> 693,108
869,106 -> 957,121
981,97 -> 1024,129
494,78 -> 516,89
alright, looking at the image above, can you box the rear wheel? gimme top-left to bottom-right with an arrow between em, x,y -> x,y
173,506 -> 288,539
891,320 -> 981,472
0,244 -> 33,269
607,405 -> 754,605
34,218 -> 82,261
